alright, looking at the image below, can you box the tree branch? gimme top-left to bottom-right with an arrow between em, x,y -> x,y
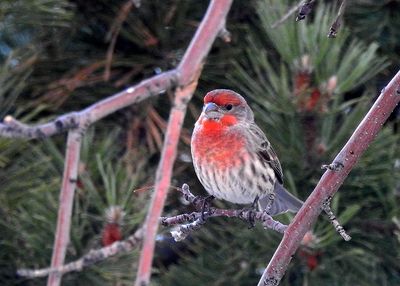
18,227 -> 143,279
327,0 -> 347,38
257,70 -> 400,286
271,1 -> 307,28
47,129 -> 82,286
134,1 -> 233,285
0,71 -> 178,139
160,184 -> 287,242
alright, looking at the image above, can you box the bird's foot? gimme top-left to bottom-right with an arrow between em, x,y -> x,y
239,196 -> 260,229
237,208 -> 257,229
200,195 -> 214,221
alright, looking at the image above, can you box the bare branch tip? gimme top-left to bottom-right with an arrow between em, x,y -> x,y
296,0 -> 315,22
218,27 -> 231,43
132,0 -> 141,8
4,115 -> 14,123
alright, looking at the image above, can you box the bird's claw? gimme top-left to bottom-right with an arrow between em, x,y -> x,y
247,210 -> 257,229
200,195 -> 214,221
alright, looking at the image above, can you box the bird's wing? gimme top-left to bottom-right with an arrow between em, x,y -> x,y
248,124 -> 284,184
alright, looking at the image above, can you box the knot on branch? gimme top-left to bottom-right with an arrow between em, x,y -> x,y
321,161 -> 344,172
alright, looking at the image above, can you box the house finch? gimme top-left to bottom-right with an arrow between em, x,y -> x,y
191,89 -> 303,215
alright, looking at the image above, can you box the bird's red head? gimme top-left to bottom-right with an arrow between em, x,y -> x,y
204,89 -> 246,107
199,89 -> 253,127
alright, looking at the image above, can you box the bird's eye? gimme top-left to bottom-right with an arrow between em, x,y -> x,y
225,104 -> 233,111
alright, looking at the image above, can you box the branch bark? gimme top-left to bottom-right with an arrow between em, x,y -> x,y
0,71 -> 177,139
257,70 -> 400,286
18,227 -> 143,279
135,2 -> 233,285
47,129 -> 82,286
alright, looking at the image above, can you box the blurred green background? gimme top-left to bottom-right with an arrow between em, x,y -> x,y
0,0 -> 399,285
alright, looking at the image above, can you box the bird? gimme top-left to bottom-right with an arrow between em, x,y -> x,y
191,89 -> 303,216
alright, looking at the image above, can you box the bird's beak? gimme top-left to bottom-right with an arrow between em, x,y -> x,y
203,102 -> 221,119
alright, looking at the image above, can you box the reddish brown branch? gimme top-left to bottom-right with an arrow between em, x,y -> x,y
135,1 -> 233,285
0,71 -> 178,139
135,0 -> 232,286
18,227 -> 143,279
257,70 -> 400,286
135,81 -> 199,286
47,130 -> 82,286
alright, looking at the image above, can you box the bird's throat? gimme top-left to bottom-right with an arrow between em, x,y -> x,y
192,117 -> 247,169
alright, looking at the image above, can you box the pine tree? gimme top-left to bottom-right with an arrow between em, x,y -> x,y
0,0 -> 399,285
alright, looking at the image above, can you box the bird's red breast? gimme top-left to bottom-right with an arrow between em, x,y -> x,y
192,114 -> 247,170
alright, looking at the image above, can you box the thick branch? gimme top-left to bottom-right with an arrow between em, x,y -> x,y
135,1 -> 233,285
47,129 -> 82,286
258,70 -> 400,286
135,81 -> 199,286
18,227 -> 143,279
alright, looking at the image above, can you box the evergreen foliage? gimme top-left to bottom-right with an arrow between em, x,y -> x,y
0,0 -> 399,285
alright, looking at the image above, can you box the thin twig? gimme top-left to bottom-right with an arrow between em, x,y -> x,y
162,208 -> 287,241
18,227 -> 143,279
271,1 -> 305,28
322,197 -> 351,241
328,0 -> 347,38
296,0 -> 315,22
104,0 -> 135,81
257,70 -> 400,286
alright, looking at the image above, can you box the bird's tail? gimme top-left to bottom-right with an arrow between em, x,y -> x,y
258,183 -> 303,216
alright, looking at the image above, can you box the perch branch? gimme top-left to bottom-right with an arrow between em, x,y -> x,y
257,70 -> 400,286
134,1 -> 233,285
160,184 -> 287,242
18,227 -> 143,278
